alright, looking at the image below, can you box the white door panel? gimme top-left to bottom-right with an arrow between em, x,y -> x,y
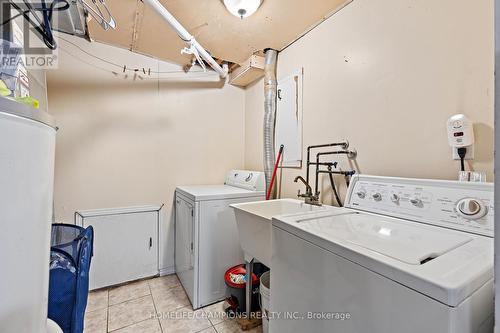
175,195 -> 195,303
198,198 -> 252,307
275,69 -> 303,168
83,211 -> 158,290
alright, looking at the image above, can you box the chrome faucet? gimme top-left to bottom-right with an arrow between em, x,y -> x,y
294,176 -> 321,206
293,141 -> 356,208
294,176 -> 312,194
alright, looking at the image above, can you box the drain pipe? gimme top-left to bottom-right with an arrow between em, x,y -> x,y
143,0 -> 228,79
263,49 -> 278,196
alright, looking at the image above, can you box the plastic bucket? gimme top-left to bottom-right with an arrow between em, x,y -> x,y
224,264 -> 260,313
260,271 -> 271,333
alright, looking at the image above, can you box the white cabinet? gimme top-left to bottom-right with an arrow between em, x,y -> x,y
76,206 -> 160,290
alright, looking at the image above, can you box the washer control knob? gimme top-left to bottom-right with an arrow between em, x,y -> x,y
356,190 -> 366,199
456,198 -> 487,220
372,193 -> 382,201
409,197 -> 422,207
391,194 -> 400,203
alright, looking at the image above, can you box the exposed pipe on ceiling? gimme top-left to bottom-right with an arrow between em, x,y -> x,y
142,0 -> 229,79
263,48 -> 278,196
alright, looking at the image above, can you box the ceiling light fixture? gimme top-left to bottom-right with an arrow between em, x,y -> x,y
223,0 -> 263,19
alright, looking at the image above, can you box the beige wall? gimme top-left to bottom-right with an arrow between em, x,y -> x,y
27,70 -> 49,114
47,0 -> 494,272
245,0 -> 494,204
47,38 -> 245,272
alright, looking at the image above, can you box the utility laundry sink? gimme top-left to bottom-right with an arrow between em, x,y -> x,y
231,199 -> 328,267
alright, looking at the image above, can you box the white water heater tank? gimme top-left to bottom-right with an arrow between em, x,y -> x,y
0,97 -> 59,333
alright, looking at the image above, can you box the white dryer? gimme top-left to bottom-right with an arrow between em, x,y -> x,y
271,175 -> 494,333
175,170 -> 265,309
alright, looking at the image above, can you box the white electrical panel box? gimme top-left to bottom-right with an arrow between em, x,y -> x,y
275,69 -> 304,168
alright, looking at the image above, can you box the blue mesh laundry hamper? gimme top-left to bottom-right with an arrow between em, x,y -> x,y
48,224 -> 94,333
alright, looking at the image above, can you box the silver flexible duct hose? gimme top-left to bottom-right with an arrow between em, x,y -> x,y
263,49 -> 278,194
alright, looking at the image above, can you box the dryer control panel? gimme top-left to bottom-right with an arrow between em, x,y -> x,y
225,170 -> 265,192
345,175 -> 494,237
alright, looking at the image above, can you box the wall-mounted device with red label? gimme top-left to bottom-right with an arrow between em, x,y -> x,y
447,114 -> 474,148
446,114 -> 475,174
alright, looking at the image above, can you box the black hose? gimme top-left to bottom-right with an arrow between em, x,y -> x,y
2,0 -> 69,25
328,170 -> 343,207
41,0 -> 55,48
3,0 -> 70,50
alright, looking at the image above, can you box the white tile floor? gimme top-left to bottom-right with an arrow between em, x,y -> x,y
84,275 -> 263,333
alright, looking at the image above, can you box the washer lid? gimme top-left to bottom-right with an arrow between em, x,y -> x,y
274,210 -> 493,307
295,213 -> 472,265
176,185 -> 265,201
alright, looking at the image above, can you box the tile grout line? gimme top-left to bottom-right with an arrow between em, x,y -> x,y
107,317 -> 156,333
107,294 -> 155,332
106,288 -> 110,333
108,291 -> 152,308
200,306 -> 217,333
88,276 -> 185,333
85,306 -> 108,315
109,294 -> 153,306
153,275 -> 214,332
201,304 -> 219,333
148,280 -> 163,333
107,280 -> 152,307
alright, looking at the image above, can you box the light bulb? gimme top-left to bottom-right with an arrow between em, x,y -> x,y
223,0 -> 263,19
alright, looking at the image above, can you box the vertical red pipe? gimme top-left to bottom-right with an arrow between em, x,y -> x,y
266,145 -> 284,200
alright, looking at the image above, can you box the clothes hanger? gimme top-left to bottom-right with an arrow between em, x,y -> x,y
79,0 -> 116,30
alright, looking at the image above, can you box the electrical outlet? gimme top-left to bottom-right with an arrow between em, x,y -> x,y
452,145 -> 474,160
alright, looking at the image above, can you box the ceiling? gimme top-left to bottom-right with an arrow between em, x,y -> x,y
88,0 -> 351,67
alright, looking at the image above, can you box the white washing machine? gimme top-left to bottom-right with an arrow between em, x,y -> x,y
175,170 -> 265,309
271,175 -> 494,333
